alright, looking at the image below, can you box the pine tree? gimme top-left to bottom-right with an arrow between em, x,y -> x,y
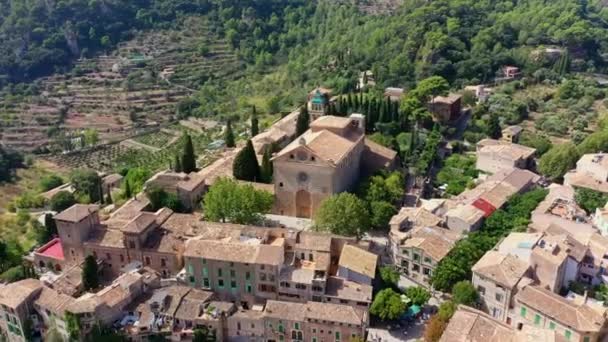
296,106 -> 310,137
174,154 -> 182,173
260,146 -> 274,183
233,140 -> 260,182
251,106 -> 259,137
124,178 -> 132,198
82,255 -> 99,290
353,93 -> 360,111
225,120 -> 236,148
182,133 -> 196,173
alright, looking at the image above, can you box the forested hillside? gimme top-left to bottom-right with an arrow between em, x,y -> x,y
0,0 -> 308,85
280,0 -> 608,92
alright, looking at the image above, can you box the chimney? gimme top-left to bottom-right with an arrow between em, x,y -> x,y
349,113 -> 365,134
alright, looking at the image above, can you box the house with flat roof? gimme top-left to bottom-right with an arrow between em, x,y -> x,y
565,153 -> 608,193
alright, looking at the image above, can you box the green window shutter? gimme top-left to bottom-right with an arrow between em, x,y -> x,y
203,278 -> 210,288
534,314 -> 541,325
246,283 -> 252,293
231,280 -> 237,290
335,331 -> 340,341
217,268 -> 222,277
549,321 -> 556,330
230,269 -> 236,277
202,267 -> 208,277
187,264 -> 193,274
520,307 -> 527,317
565,330 -> 572,340
584,337 -> 590,342
218,279 -> 224,289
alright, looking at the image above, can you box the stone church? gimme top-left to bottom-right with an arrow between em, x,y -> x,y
272,114 -> 399,218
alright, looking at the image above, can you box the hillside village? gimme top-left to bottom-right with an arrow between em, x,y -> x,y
1,71 -> 608,342
2,1 -> 608,342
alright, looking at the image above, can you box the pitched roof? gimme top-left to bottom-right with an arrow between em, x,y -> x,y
402,226 -> 461,262
440,305 -> 517,342
516,285 -> 606,333
296,232 -> 332,252
477,139 -> 536,160
304,301 -> 367,326
184,240 -> 283,266
35,286 -> 75,317
338,245 -> 377,278
325,277 -> 373,303
310,116 -> 352,130
264,300 -> 307,321
472,251 -> 529,288
0,278 -> 42,308
274,129 -> 358,166
121,212 -> 157,234
54,204 -> 99,222
174,289 -> 214,320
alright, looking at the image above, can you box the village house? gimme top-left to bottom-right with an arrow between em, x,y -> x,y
475,138 -> 536,174
384,87 -> 404,102
427,93 -> 463,123
272,114 -> 397,218
512,284 -> 608,342
337,245 -> 378,286
464,84 -> 493,103
144,170 -> 206,211
389,225 -> 461,288
0,279 -> 43,342
472,251 -> 531,322
501,125 -> 523,144
593,202 -> 608,236
565,153 -> 608,194
445,167 -> 540,232
440,305 -> 563,342
503,66 -> 521,79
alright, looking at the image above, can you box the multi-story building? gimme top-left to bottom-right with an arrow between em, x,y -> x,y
472,251 -> 530,322
513,284 -> 607,342
427,93 -> 462,123
440,305 -> 562,342
144,171 -> 206,211
390,225 -> 461,288
475,138 -> 536,174
0,279 -> 43,342
565,153 -> 608,193
272,114 -> 397,218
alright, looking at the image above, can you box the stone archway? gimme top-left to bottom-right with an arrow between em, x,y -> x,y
295,190 -> 312,218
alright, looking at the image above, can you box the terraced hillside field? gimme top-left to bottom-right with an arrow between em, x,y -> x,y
0,16 -> 243,153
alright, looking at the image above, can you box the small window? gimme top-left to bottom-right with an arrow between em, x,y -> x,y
520,307 -> 527,318
549,321 -> 556,330
290,154 -> 295,159
495,293 -> 503,302
218,279 -> 224,288
565,330 -> 572,340
279,182 -> 284,187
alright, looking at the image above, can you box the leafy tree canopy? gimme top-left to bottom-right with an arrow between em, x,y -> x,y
203,178 -> 273,225
314,193 -> 370,239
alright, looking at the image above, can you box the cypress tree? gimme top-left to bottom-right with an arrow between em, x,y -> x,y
233,139 -> 260,182
353,93 -> 360,112
82,255 -> 99,290
124,178 -> 132,198
225,120 -> 236,148
486,114 -> 502,139
260,147 -> 274,184
181,133 -> 196,173
296,106 -> 310,137
174,154 -> 182,173
251,106 -> 259,137
98,181 -> 104,205
347,93 -> 353,113
106,191 -> 113,204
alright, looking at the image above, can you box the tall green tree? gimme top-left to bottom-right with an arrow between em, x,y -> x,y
538,142 -> 580,180
314,193 -> 370,239
70,169 -> 102,203
82,255 -> 99,290
452,280 -> 478,306
225,120 -> 236,148
260,146 -> 274,183
486,114 -> 502,139
251,106 -> 259,137
174,154 -> 182,173
296,106 -> 310,136
233,140 -> 260,182
203,178 -> 273,224
50,191 -> 76,212
370,288 -> 407,321
181,133 -> 197,173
